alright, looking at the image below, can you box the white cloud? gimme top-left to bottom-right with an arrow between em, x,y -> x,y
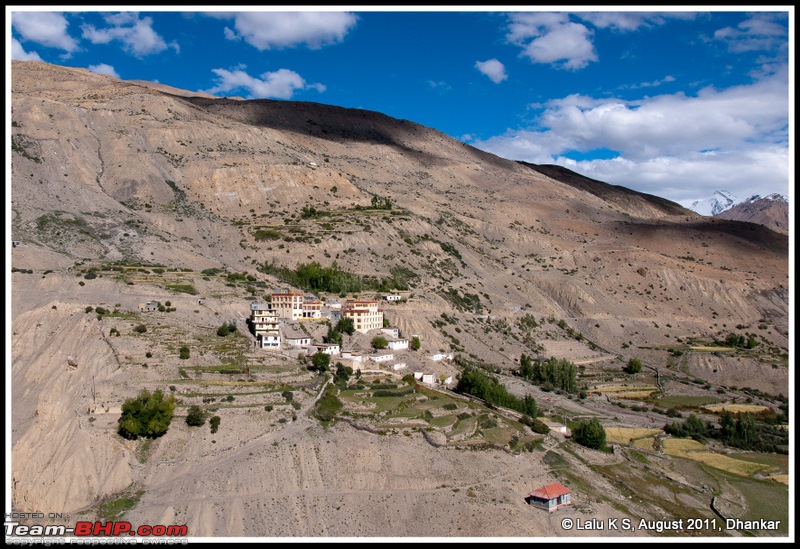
506,13 -> 597,70
472,71 -> 789,203
475,59 -> 507,84
88,63 -> 119,78
577,12 -> 696,32
217,12 -> 358,50
11,38 -> 42,61
81,12 -> 177,57
626,75 -> 676,89
714,13 -> 788,53
204,67 -> 325,100
12,12 -> 78,52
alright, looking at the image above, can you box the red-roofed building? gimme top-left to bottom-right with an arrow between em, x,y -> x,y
525,482 -> 572,512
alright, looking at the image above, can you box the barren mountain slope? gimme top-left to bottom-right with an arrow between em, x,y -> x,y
10,61 -> 789,537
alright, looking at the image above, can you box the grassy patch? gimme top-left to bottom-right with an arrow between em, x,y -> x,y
652,395 -> 723,409
604,427 -> 661,444
166,283 -> 198,295
97,489 -> 145,521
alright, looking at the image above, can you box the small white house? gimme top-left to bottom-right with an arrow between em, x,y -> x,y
383,294 -> 402,302
259,333 -> 281,349
421,374 -> 435,384
380,327 -> 400,338
442,376 -> 454,386
341,350 -> 362,363
315,343 -> 341,356
139,301 -> 158,312
285,335 -> 311,348
430,352 -> 454,362
370,353 -> 395,363
392,362 -> 407,371
413,372 -> 424,380
387,338 -> 409,351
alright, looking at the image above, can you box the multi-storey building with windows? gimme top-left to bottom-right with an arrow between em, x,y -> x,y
342,299 -> 384,333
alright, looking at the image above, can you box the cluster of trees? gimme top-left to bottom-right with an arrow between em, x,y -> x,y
325,317 -> 354,347
371,336 -> 388,349
664,411 -> 788,453
720,332 -> 759,349
370,195 -> 392,210
518,354 -> 577,393
216,321 -> 237,337
258,261 -> 415,294
118,389 -> 176,440
572,418 -> 607,450
455,367 -> 538,418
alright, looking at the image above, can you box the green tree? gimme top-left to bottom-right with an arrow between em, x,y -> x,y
179,346 -> 190,360
371,336 -> 388,349
334,362 -> 352,386
410,336 -> 421,351
209,415 -> 221,434
335,317 -> 355,336
118,389 -> 176,440
186,405 -> 206,427
572,418 -> 607,450
624,357 -> 642,374
311,351 -> 331,373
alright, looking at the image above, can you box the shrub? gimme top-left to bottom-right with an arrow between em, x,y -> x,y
573,419 -> 607,450
185,405 -> 206,427
134,324 -> 147,334
311,351 -> 331,373
624,357 -> 643,374
209,415 -> 221,434
85,306 -> 94,313
118,389 -> 176,440
281,391 -> 294,402
371,336 -> 388,349
179,346 -> 190,360
410,336 -> 421,351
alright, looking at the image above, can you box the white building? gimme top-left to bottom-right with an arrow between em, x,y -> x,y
387,338 -> 409,351
380,327 -> 400,338
341,350 -> 362,363
315,343 -> 341,356
369,353 -> 395,363
250,303 -> 281,349
343,299 -> 384,334
430,352 -> 454,362
392,363 -> 407,371
421,374 -> 435,384
383,294 -> 402,301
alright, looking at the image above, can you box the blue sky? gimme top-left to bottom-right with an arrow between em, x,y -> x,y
7,6 -> 793,208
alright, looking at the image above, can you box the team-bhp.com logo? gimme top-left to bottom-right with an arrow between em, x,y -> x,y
6,520 -> 188,538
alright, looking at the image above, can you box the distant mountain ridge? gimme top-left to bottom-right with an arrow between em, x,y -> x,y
716,193 -> 789,235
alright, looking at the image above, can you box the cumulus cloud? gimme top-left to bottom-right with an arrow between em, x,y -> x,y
472,71 -> 789,203
506,13 -> 597,70
11,38 -> 42,61
12,12 -> 78,52
714,13 -> 788,53
81,12 -> 177,57
217,12 -> 357,50
475,59 -> 507,83
88,63 -> 119,78
204,67 -> 325,99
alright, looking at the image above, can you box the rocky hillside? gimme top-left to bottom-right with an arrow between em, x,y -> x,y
716,194 -> 789,235
10,60 -> 790,537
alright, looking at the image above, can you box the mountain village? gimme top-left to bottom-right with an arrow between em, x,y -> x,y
248,290 -> 455,387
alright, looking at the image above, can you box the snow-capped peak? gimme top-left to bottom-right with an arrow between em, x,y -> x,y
688,190 -> 738,216
742,193 -> 788,204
